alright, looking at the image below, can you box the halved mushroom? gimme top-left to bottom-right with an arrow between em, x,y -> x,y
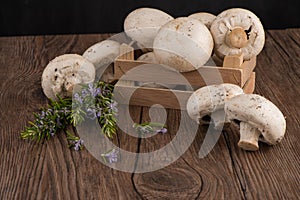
187,83 -> 244,129
153,17 -> 214,72
210,8 -> 265,60
83,40 -> 120,70
42,54 -> 95,99
225,94 -> 286,151
188,12 -> 216,29
124,7 -> 174,50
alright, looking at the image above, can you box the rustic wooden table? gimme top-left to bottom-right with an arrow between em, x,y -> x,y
0,29 -> 299,199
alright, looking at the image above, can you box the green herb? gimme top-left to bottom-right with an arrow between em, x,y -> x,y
20,82 -> 117,150
133,122 -> 167,135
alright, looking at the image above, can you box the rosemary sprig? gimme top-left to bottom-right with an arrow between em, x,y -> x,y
133,122 -> 167,135
20,81 -> 118,150
21,96 -> 72,142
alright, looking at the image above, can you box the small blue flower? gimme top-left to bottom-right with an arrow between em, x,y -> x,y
56,117 -> 62,127
81,89 -> 88,97
74,139 -> 84,151
101,149 -> 119,163
156,127 -> 167,134
60,107 -> 70,115
88,83 -> 101,97
50,129 -> 55,137
108,101 -> 118,113
74,93 -> 83,104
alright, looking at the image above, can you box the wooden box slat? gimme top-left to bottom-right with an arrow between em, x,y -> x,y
112,44 -> 257,110
114,72 -> 255,110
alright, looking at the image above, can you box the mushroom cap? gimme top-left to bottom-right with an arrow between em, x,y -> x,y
187,83 -> 244,123
225,94 -> 286,145
124,7 -> 174,49
83,40 -> 120,70
153,17 -> 214,72
42,54 -> 95,100
210,8 -> 265,60
188,12 -> 216,29
137,52 -> 158,63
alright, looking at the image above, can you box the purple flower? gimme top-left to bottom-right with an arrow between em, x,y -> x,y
101,149 -> 119,163
50,129 -> 55,136
88,83 -> 101,97
156,127 -> 167,134
108,101 -> 118,113
74,93 -> 83,104
60,107 -> 70,115
96,110 -> 102,118
56,117 -> 62,127
74,139 -> 84,151
81,89 -> 88,97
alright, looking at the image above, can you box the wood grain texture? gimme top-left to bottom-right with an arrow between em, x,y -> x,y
0,29 -> 299,199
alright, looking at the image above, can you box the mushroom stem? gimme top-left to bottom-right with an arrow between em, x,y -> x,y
238,122 -> 261,151
226,27 -> 248,48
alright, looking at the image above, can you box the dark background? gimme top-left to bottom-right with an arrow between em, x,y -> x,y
0,0 -> 299,36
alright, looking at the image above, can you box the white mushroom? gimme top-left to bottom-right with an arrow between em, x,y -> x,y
153,17 -> 214,72
42,54 -> 95,99
188,12 -> 216,29
124,7 -> 174,50
210,8 -> 265,60
83,40 -> 120,70
136,53 -> 171,89
225,94 -> 286,151
187,83 -> 244,129
137,52 -> 158,63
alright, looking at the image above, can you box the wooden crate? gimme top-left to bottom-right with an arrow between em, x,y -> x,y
112,44 -> 256,110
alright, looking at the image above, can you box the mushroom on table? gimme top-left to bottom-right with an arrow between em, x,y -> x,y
225,94 -> 286,151
41,54 -> 95,99
83,40 -> 120,70
187,83 -> 244,129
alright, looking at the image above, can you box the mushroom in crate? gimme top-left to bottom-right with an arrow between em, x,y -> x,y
210,8 -> 265,60
188,12 -> 216,29
124,7 -> 174,51
153,17 -> 214,72
113,8 -> 262,109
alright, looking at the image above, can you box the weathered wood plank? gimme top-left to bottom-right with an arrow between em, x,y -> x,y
0,29 -> 299,199
220,29 -> 300,199
132,107 -> 245,199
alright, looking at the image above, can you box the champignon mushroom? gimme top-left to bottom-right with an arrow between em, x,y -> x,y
188,12 -> 216,29
83,40 -> 120,70
153,17 -> 214,72
210,8 -> 265,60
42,54 -> 95,100
187,83 -> 244,129
136,53 -> 173,89
225,94 -> 286,151
124,7 -> 174,50
137,52 -> 158,63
